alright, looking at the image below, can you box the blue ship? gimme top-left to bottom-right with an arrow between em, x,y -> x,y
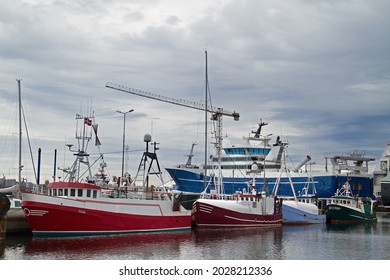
166,122 -> 375,209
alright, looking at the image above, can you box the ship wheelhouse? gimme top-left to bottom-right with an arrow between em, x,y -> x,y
47,182 -> 101,199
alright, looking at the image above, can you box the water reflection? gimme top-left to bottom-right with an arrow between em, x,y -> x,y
191,227 -> 283,259
2,231 -> 192,260
1,213 -> 390,260
326,222 -> 377,233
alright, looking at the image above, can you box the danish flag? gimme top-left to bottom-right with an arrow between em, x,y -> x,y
84,118 -> 92,126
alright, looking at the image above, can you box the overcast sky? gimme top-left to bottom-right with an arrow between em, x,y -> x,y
1,0 -> 389,184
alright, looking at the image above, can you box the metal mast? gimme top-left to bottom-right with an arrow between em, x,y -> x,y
16,79 -> 22,189
204,51 -> 208,190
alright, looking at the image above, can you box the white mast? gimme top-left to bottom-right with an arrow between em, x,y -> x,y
16,79 -> 22,196
204,50 -> 208,191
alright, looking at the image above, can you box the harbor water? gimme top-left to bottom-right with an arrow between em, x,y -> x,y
1,212 -> 390,260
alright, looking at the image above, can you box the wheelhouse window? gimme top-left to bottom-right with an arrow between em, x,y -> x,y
64,189 -> 68,196
87,189 -> 91,198
70,189 -> 76,197
77,189 -> 83,197
225,148 -> 245,155
93,190 -> 97,198
248,148 -> 265,155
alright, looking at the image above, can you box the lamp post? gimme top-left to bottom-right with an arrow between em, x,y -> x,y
117,109 -> 134,184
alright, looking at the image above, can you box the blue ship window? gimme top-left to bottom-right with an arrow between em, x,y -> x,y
248,148 -> 268,155
225,148 -> 245,155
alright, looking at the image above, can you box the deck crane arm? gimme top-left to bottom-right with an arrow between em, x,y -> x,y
105,82 -> 240,121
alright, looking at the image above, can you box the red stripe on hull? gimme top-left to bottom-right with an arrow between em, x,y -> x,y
22,201 -> 191,235
192,201 -> 282,227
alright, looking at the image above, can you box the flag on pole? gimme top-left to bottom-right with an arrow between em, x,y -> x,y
84,118 -> 92,126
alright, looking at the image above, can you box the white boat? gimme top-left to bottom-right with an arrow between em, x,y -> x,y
281,199 -> 326,225
21,115 -> 191,237
272,144 -> 326,225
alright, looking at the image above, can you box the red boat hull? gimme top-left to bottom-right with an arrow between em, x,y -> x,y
192,199 -> 282,227
22,194 -> 191,237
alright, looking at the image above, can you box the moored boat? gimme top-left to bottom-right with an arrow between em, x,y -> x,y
192,191 -> 283,227
21,115 -> 191,237
281,199 -> 326,225
272,145 -> 326,225
324,180 -> 377,224
22,181 -> 191,237
192,163 -> 283,227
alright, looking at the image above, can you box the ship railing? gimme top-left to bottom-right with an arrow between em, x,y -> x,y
200,192 -> 264,202
199,193 -> 233,200
105,187 -> 173,201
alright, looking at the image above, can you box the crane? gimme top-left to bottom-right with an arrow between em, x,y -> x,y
106,79 -> 240,193
105,82 -> 239,120
105,81 -> 239,155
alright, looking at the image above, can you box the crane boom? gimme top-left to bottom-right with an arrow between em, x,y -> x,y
105,82 -> 240,121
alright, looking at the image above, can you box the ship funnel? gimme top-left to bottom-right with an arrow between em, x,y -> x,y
292,155 -> 312,172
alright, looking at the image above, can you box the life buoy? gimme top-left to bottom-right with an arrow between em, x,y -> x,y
24,208 -> 31,217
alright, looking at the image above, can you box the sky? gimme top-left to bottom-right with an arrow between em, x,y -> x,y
0,0 -> 389,184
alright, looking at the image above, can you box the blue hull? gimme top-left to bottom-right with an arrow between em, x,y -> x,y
166,168 -> 374,199
282,204 -> 326,224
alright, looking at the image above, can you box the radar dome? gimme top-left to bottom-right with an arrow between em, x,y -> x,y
144,134 -> 152,142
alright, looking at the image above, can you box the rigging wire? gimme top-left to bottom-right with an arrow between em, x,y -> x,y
22,103 -> 38,184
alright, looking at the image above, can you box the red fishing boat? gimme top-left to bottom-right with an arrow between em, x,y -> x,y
192,191 -> 283,227
22,114 -> 191,237
192,163 -> 283,227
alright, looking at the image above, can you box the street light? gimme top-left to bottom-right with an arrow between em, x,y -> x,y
117,109 -> 134,184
